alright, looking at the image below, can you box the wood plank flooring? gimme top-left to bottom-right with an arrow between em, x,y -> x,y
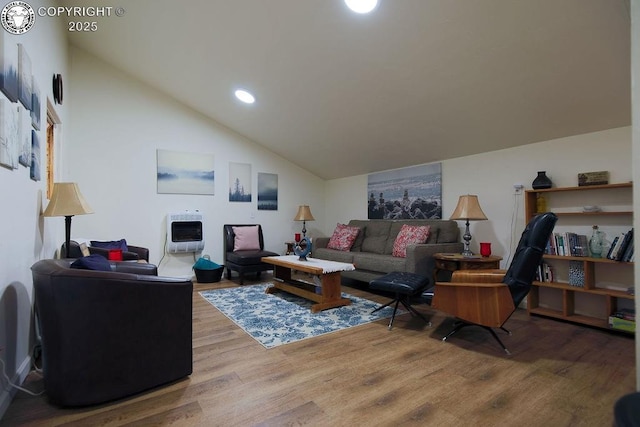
2,273 -> 636,426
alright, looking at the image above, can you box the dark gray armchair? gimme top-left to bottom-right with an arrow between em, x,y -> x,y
31,259 -> 192,406
223,224 -> 279,285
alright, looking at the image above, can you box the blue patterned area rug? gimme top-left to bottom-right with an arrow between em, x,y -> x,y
199,283 -> 400,349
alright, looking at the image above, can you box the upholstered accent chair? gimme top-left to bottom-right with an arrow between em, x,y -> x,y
223,224 -> 279,285
31,259 -> 192,406
432,212 -> 558,354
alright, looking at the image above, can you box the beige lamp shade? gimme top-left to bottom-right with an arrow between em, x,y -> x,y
44,182 -> 93,258
44,182 -> 94,217
449,195 -> 487,221
293,205 -> 315,221
294,205 -> 314,237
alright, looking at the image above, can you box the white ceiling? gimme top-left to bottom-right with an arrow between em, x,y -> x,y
61,0 -> 631,180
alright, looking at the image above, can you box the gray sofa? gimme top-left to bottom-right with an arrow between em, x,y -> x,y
313,219 -> 463,283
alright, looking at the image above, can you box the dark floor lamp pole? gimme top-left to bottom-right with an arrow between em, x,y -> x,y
64,215 -> 73,258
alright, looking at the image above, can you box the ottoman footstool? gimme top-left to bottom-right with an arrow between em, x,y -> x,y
369,271 -> 432,330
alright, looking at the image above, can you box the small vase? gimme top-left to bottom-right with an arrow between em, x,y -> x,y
536,194 -> 547,213
532,171 -> 552,189
589,225 -> 604,258
480,242 -> 492,257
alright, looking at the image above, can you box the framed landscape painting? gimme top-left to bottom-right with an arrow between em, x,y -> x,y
257,172 -> 278,210
229,162 -> 251,202
17,44 -> 31,110
0,31 -> 18,102
156,149 -> 215,195
367,162 -> 442,219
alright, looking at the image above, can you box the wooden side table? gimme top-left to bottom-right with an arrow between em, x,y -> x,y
433,253 -> 503,282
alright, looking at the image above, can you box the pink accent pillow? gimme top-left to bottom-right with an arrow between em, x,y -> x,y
327,223 -> 361,251
233,225 -> 261,251
392,224 -> 431,258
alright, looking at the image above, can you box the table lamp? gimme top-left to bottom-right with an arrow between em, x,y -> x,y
450,195 -> 487,257
294,205 -> 315,237
43,182 -> 94,258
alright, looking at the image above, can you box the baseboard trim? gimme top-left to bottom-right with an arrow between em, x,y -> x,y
0,355 -> 32,421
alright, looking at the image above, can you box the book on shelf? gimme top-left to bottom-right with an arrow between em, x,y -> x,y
545,232 -> 589,257
535,262 -> 554,282
608,232 -> 627,260
616,228 -> 633,261
606,236 -> 620,259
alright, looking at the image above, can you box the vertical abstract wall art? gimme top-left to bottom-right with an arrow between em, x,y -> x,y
156,149 -> 215,195
229,162 -> 252,202
17,104 -> 30,166
31,76 -> 40,129
0,32 -> 18,102
257,172 -> 278,210
0,97 -> 19,169
17,43 -> 31,110
30,129 -> 40,181
367,162 -> 442,220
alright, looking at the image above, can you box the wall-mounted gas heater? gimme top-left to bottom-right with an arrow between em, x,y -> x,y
166,211 -> 205,253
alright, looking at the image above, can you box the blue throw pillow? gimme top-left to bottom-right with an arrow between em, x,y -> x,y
90,239 -> 128,252
70,254 -> 112,271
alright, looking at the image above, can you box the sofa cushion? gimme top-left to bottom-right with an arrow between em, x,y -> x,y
392,224 -> 431,257
232,225 -> 260,251
312,248 -> 355,264
352,252 -> 406,274
360,221 -> 391,254
90,239 -> 128,252
70,254 -> 112,271
226,249 -> 275,265
327,223 -> 361,251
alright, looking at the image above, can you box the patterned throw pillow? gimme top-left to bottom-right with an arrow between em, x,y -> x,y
327,223 -> 361,251
392,224 -> 431,258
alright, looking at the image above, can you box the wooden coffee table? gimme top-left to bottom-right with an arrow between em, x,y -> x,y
261,255 -> 355,313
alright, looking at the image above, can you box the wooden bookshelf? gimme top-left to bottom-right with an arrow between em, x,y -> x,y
525,183 -> 634,333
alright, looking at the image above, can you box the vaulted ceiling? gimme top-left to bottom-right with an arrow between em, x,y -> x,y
61,0 -> 631,180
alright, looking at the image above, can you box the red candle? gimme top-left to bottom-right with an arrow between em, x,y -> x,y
480,242 -> 492,257
295,233 -> 301,242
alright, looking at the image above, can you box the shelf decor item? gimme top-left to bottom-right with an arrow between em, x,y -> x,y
589,225 -> 604,258
578,171 -> 609,187
479,242 -> 492,257
532,171 -> 552,189
536,193 -> 547,213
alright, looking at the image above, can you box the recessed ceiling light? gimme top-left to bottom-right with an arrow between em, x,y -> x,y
235,89 -> 255,104
345,0 -> 378,14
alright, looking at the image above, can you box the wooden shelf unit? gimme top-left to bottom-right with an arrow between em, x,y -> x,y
524,182 -> 634,333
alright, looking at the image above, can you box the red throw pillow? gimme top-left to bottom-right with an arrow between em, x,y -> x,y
392,224 -> 431,258
327,223 -> 361,251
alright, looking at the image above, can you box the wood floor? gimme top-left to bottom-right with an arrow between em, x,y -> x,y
3,273 -> 636,426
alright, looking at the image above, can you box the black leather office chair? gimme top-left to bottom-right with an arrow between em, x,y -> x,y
223,224 -> 279,285
432,212 -> 558,353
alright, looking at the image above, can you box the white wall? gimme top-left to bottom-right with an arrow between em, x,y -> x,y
324,127 -> 632,269
66,47 -> 325,277
0,0 -> 69,416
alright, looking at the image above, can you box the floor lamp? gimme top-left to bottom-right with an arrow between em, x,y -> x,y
43,182 -> 94,258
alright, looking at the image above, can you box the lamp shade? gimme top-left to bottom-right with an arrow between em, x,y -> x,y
294,205 -> 315,222
43,182 -> 93,217
449,195 -> 487,221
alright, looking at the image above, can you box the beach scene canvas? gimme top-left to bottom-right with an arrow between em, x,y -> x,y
367,163 -> 442,219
